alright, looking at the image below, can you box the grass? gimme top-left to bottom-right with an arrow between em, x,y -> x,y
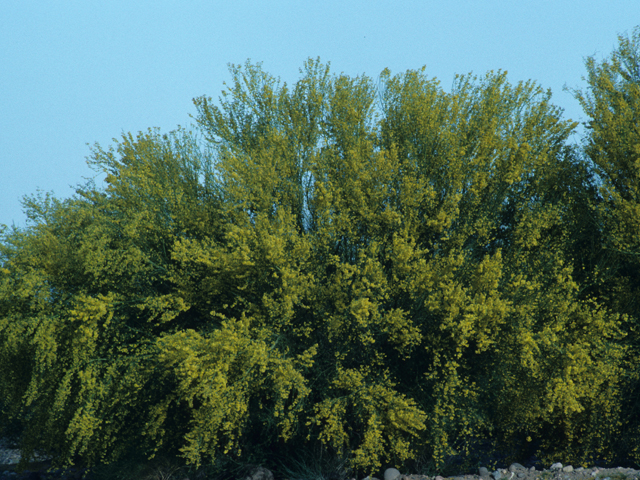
80,441 -> 481,480
82,442 -> 353,480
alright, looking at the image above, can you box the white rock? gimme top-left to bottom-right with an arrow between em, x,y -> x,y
244,466 -> 273,480
563,466 -> 574,473
384,468 -> 401,480
550,463 -> 563,471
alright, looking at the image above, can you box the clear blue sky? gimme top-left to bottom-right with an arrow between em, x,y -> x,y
1,1 -> 638,228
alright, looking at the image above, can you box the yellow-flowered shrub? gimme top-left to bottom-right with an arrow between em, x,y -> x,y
0,46 -> 638,478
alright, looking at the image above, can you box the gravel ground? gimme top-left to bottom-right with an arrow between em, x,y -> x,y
389,464 -> 640,480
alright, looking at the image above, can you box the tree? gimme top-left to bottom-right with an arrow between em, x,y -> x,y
572,26 -> 640,462
0,58 -> 631,478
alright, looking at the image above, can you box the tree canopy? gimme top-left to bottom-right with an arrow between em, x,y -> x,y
1,28 -> 640,478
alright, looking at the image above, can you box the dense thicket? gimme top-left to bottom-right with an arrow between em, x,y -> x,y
1,27 -> 639,478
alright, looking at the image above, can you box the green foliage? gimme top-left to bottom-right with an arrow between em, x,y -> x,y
571,26 -> 640,463
1,45 -> 638,478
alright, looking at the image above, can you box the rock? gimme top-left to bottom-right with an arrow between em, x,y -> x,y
435,476 -> 445,480
479,467 -> 490,477
550,463 -> 563,471
563,466 -> 574,473
243,466 -> 273,480
509,464 -> 526,472
385,468 -> 401,480
492,471 -> 502,480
